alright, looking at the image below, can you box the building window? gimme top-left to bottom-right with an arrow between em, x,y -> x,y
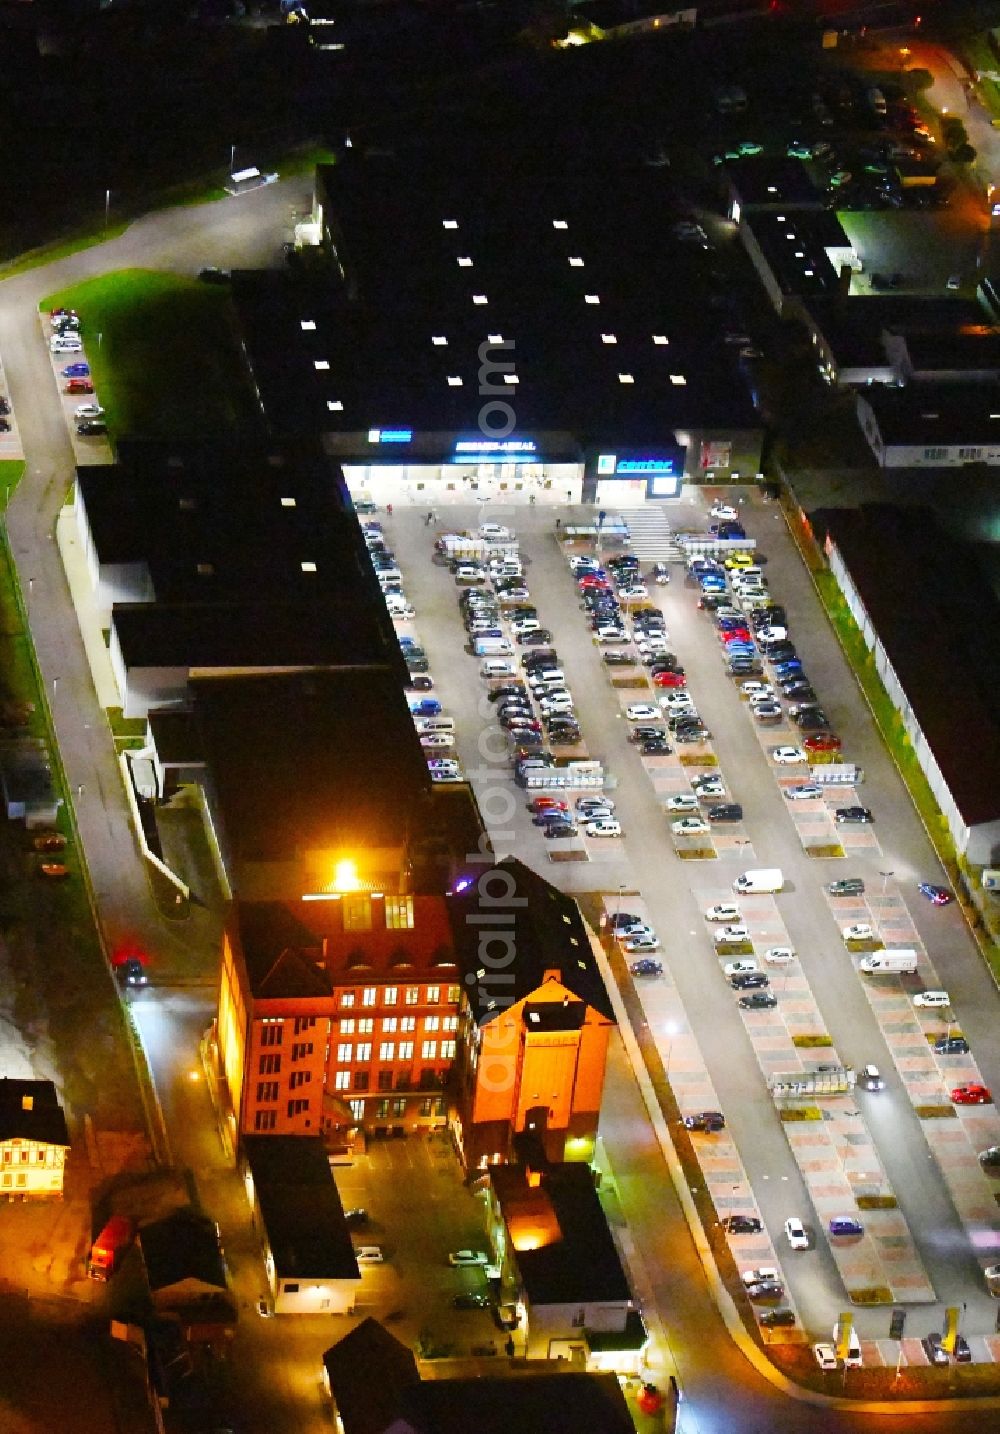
399,1041 -> 414,1061
441,1040 -> 457,1059
383,986 -> 398,1006
392,1098 -> 406,1116
353,1071 -> 369,1092
385,895 -> 414,929
292,1042 -> 314,1061
424,1016 -> 440,1032
283,1283 -> 300,1294
924,447 -> 947,461
289,1070 -> 312,1090
343,895 -> 372,930
426,985 -> 441,1003
349,1099 -> 365,1121
340,992 -> 356,1008
258,1054 -> 281,1076
358,1018 -> 374,1035
339,1019 -> 355,1035
421,1041 -> 438,1060
260,1022 -> 284,1047
337,1043 -> 353,1063
362,987 -> 377,1008
334,1071 -> 350,1091
958,447 -> 983,461
447,985 -> 461,1002
254,1109 -> 277,1132
356,1043 -> 372,1062
420,1098 -> 434,1117
287,1098 -> 310,1117
378,1071 -> 393,1091
256,1081 -> 279,1102
382,1017 -> 398,1034
444,1016 -> 459,1032
293,1016 -> 316,1035
405,987 -> 420,1006
401,1016 -> 416,1033
376,1099 -> 390,1118
379,1042 -> 395,1062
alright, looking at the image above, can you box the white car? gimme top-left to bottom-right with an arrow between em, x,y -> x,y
511,618 -> 540,635
724,959 -> 758,977
419,733 -> 454,749
426,757 -> 460,772
577,799 -> 615,817
618,585 -> 649,601
772,746 -> 807,765
619,924 -> 655,944
842,924 -> 875,942
74,403 -> 105,420
693,777 -> 726,797
661,690 -> 694,708
715,924 -> 750,942
913,990 -> 952,1009
624,934 -> 660,953
764,946 -> 795,965
741,681 -> 774,699
666,794 -> 699,813
585,819 -> 622,838
449,1249 -> 489,1266
479,524 -> 513,541
784,1217 -> 809,1250
711,503 -> 739,521
672,817 -> 710,836
706,904 -> 742,923
813,1342 -> 838,1371
626,704 -> 661,722
355,1246 -> 385,1264
785,783 -> 824,801
741,1266 -> 779,1286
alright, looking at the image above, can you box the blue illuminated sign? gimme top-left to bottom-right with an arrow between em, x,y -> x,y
454,439 -> 537,455
368,428 -> 413,444
616,458 -> 677,474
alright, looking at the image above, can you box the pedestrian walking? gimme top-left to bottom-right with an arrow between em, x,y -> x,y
555,517 -> 561,532
529,493 -> 536,506
386,502 -> 393,516
424,511 -> 432,526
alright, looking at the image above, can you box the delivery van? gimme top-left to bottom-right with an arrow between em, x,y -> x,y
734,868 -> 783,894
474,636 -> 513,656
859,949 -> 918,975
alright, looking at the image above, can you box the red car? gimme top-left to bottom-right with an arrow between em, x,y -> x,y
951,1084 -> 992,1105
722,629 -> 752,644
529,797 -> 568,814
579,576 -> 610,589
804,733 -> 842,753
652,671 -> 687,688
64,378 -> 94,395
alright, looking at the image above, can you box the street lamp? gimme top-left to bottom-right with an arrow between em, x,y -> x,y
230,143 -> 237,176
663,1021 -> 680,1077
879,869 -> 895,894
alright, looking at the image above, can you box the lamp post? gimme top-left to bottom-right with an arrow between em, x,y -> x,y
664,1021 -> 680,1078
230,143 -> 236,176
103,189 -> 111,238
879,869 -> 895,894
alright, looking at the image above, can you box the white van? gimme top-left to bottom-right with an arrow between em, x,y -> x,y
734,868 -> 783,894
50,334 -> 82,354
474,636 -> 513,656
413,717 -> 455,734
833,1323 -> 862,1368
480,659 -> 516,678
859,950 -> 917,975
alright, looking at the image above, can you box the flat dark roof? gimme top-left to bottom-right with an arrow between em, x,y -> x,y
803,294 -> 990,369
396,1372 -> 634,1434
859,384 -> 1000,445
191,669 -> 430,865
0,1079 -> 69,1147
743,211 -> 846,299
112,601 -> 398,673
232,159 -> 759,447
900,330 -> 1000,374
242,1136 -> 360,1280
727,155 -> 822,208
811,505 -> 1000,827
492,1162 -> 631,1306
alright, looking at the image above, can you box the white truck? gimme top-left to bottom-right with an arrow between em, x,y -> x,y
734,868 -> 783,895
859,949 -> 918,975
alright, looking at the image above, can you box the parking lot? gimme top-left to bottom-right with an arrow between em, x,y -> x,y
369,487 -> 1000,1358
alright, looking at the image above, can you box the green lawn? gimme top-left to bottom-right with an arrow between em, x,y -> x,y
40,269 -> 263,442
0,459 -> 26,512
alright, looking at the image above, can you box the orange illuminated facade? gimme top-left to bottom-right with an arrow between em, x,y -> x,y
217,891 -> 460,1138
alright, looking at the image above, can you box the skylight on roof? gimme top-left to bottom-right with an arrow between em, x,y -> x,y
488,333 -> 504,344
804,269 -> 814,277
472,294 -> 488,305
568,256 -> 585,267
584,294 -> 600,305
447,376 -> 463,387
457,256 -> 473,268
552,220 -> 568,230
601,334 -> 617,345
652,335 -> 669,345
432,336 -> 448,346
506,375 -> 520,384
767,185 -> 778,194
281,497 -> 296,507
670,374 -> 687,385
443,220 -> 459,229
197,563 -> 214,576
301,561 -> 317,573
300,320 -> 317,331
314,360 -> 330,371
618,373 -> 635,384
795,251 -> 804,258
327,400 -> 343,411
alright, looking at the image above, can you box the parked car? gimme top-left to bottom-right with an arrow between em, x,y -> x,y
760,1308 -> 796,1328
813,1343 -> 838,1371
672,817 -> 710,836
739,992 -> 778,1010
771,747 -> 807,764
979,1146 -> 1000,1169
951,1083 -> 992,1105
835,806 -> 873,824
764,947 -> 795,965
722,1214 -> 762,1234
355,1246 -> 385,1264
913,990 -> 952,1008
922,1333 -> 949,1367
682,1111 -> 725,1132
448,1250 -> 489,1266
706,903 -> 742,923
730,972 -> 768,990
630,958 -> 663,977
828,1216 -> 864,1238
828,878 -> 864,896
785,783 -> 824,801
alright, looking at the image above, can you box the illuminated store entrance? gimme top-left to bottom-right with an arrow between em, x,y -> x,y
343,461 -> 583,508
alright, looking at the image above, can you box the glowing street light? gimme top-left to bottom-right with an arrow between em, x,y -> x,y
333,858 -> 360,892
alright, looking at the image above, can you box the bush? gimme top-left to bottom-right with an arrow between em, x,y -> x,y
952,142 -> 977,164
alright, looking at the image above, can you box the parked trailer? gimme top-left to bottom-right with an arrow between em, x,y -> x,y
88,1214 -> 135,1280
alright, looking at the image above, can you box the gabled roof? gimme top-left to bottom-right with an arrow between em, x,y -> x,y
139,1208 -> 228,1293
323,1318 -> 420,1434
448,857 -> 614,1024
0,1079 -> 69,1147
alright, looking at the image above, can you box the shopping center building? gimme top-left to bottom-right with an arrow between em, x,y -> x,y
232,156 -> 763,509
